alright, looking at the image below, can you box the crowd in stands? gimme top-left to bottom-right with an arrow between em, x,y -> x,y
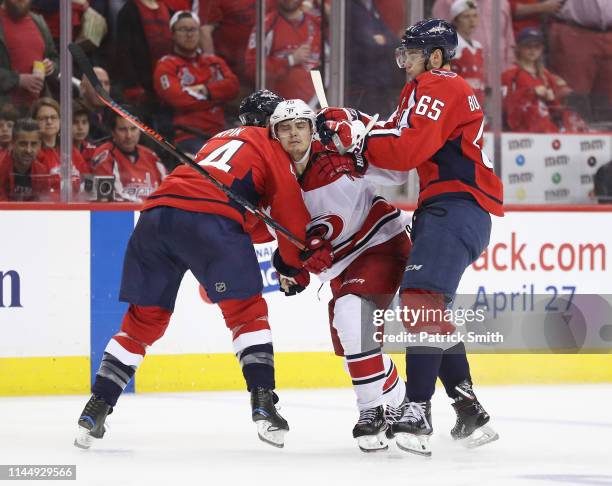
0,0 -> 610,202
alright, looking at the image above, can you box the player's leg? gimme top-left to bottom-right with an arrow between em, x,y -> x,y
393,197 -> 495,455
183,213 -> 289,447
329,233 -> 410,452
75,207 -> 187,448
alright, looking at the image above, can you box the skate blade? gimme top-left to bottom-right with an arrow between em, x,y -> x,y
74,425 -> 95,449
395,432 -> 432,457
356,432 -> 389,453
74,422 -> 109,449
459,424 -> 499,449
256,420 -> 287,448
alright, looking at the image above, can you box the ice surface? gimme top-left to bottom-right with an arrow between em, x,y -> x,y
1,385 -> 611,486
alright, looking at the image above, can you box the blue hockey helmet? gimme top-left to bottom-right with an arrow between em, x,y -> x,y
396,18 -> 458,68
239,89 -> 285,127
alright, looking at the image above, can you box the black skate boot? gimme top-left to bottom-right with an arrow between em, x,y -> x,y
391,400 -> 433,456
451,380 -> 499,448
383,400 -> 406,439
352,406 -> 388,453
74,395 -> 113,449
251,387 -> 289,448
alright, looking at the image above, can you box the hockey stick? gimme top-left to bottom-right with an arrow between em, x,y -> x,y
69,43 -> 306,251
310,70 -> 329,109
309,70 -> 380,154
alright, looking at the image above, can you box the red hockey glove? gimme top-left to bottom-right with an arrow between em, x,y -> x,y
317,120 -> 367,154
314,151 -> 368,181
300,235 -> 334,274
317,107 -> 361,123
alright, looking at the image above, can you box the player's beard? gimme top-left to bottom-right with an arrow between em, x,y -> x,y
5,0 -> 32,19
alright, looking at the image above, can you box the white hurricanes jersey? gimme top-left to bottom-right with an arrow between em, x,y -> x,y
298,153 -> 410,282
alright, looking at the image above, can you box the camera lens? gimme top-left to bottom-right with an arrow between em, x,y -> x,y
99,180 -> 113,196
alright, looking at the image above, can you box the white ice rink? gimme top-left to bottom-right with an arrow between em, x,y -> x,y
1,385 -> 611,486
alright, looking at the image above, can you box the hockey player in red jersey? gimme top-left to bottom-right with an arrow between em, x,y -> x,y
74,125 -> 332,450
317,19 -> 501,456
239,93 -> 410,452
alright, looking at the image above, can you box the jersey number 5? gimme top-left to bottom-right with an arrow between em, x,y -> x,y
198,140 -> 244,173
414,96 -> 445,121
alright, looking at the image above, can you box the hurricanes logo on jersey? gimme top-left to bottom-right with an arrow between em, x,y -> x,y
307,214 -> 344,242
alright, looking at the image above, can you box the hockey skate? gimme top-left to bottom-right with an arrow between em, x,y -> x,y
251,387 -> 289,448
74,395 -> 113,449
391,400 -> 433,457
451,380 -> 499,449
352,406 -> 388,453
383,401 -> 405,439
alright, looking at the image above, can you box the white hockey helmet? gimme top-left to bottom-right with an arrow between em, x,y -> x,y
269,99 -> 316,140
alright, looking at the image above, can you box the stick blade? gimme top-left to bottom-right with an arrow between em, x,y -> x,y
310,70 -> 328,108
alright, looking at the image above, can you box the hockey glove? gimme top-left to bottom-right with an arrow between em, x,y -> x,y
300,235 -> 334,274
279,272 -> 310,297
317,107 -> 361,124
314,151 -> 368,181
272,249 -> 310,296
317,120 -> 368,154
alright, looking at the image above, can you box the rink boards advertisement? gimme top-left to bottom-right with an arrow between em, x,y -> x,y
0,208 -> 611,395
501,133 -> 611,204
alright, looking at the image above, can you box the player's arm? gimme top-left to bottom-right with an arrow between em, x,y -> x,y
364,78 -> 459,172
205,57 -> 240,101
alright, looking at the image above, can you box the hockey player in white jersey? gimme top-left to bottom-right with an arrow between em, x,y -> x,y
248,98 -> 411,452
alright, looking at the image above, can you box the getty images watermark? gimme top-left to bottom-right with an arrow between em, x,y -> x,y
371,305 -> 504,346
360,293 -> 612,354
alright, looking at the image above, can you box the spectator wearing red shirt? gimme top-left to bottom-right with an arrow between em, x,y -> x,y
450,0 -> 485,107
0,103 -> 18,158
0,0 -> 58,108
154,10 -> 239,155
199,0 -> 276,82
72,100 -> 97,171
30,97 -> 85,199
91,112 -> 167,202
115,0 -> 173,121
0,118 -> 49,201
548,0 -> 612,122
508,0 -> 562,39
245,0 -> 321,104
502,28 -> 587,133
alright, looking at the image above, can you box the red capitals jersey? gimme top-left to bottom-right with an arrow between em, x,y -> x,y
452,34 -> 485,107
143,127 -> 309,268
75,140 -> 98,172
92,143 -> 167,202
245,10 -> 321,102
154,53 -> 240,141
0,151 -> 57,201
33,146 -> 83,201
501,65 -> 586,133
365,69 -> 504,216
